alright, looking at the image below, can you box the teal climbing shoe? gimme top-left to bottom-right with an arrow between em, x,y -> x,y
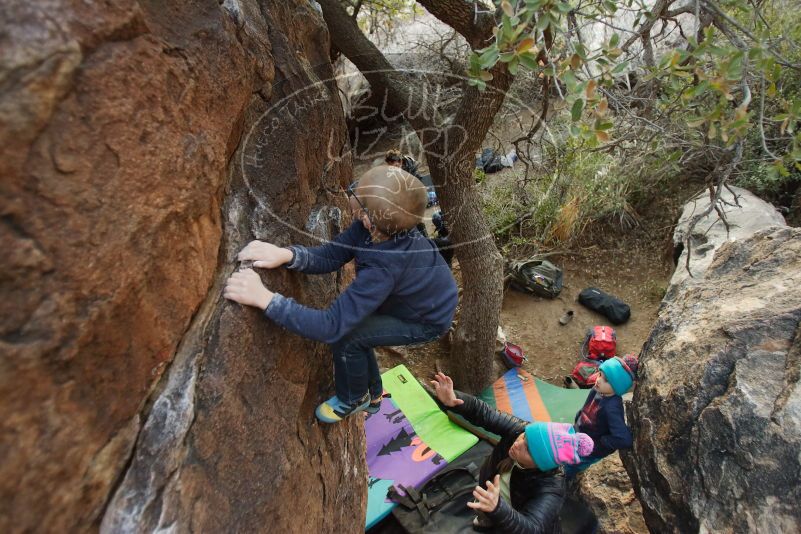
315,394 -> 370,423
364,394 -> 387,415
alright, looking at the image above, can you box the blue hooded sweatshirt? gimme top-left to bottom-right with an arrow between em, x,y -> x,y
264,221 -> 458,344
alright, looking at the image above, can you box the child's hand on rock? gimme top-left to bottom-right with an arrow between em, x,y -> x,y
430,372 -> 464,408
223,268 -> 274,310
237,240 -> 293,269
467,475 -> 501,513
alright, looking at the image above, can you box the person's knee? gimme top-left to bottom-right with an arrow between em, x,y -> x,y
332,331 -> 369,355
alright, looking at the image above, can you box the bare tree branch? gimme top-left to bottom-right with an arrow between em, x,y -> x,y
318,0 -> 442,131
351,0 -> 364,19
621,0 -> 679,53
759,74 -> 780,160
416,0 -> 496,50
683,141 -> 744,276
701,0 -> 801,70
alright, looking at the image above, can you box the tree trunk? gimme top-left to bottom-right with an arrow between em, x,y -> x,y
434,159 -> 505,391
319,0 -> 510,392
425,65 -> 512,389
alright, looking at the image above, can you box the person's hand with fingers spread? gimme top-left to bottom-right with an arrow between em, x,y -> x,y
223,268 -> 274,310
430,372 -> 464,408
466,475 -> 501,513
237,240 -> 294,269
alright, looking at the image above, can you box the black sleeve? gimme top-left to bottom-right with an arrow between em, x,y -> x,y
449,392 -> 527,441
486,484 -> 564,534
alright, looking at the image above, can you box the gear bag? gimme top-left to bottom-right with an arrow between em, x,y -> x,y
571,359 -> 600,388
390,441 -> 492,534
507,258 -> 563,299
390,439 -> 599,533
499,342 -> 527,369
581,326 -> 617,361
578,287 -> 631,325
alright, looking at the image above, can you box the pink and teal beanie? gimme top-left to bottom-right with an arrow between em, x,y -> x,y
524,422 -> 594,471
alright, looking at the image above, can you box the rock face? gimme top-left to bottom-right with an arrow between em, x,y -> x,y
624,190 -> 801,533
671,186 -> 786,284
1,1 -> 365,532
577,454 -> 648,534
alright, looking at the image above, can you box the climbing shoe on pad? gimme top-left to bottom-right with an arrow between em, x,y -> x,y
315,394 -> 370,423
364,393 -> 390,415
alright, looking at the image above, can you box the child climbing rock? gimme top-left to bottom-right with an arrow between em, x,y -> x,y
431,372 -> 593,533
567,354 -> 638,476
223,165 -> 458,423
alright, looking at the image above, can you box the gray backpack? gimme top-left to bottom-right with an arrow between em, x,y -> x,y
507,258 -> 563,299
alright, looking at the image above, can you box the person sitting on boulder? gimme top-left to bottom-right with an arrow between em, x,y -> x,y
566,354 -> 638,476
223,165 -> 458,423
431,372 -> 594,533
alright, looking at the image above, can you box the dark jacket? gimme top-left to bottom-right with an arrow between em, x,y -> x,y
264,221 -> 458,344
574,389 -> 632,459
450,393 -> 565,534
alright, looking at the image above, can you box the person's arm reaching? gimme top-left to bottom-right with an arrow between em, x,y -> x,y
430,373 -> 526,440
284,221 -> 362,274
263,263 -> 394,344
236,221 -> 363,275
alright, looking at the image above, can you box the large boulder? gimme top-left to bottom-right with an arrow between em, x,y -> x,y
1,1 -> 364,532
624,188 -> 800,533
671,185 -> 786,283
576,454 -> 648,534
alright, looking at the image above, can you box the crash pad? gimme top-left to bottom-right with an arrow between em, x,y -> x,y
365,365 -> 478,530
478,368 -> 588,424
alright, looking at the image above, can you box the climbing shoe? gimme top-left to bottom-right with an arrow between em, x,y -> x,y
559,310 -> 574,325
315,394 -> 370,423
364,393 -> 390,415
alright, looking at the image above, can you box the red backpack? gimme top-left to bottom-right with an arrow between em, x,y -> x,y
582,326 -> 617,361
571,359 -> 600,388
500,342 -> 527,369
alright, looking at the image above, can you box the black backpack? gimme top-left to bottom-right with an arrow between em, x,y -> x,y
390,441 -> 491,534
475,148 -> 506,174
507,258 -> 564,299
389,440 -> 598,534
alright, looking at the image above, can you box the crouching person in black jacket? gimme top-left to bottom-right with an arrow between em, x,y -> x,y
431,373 -> 594,533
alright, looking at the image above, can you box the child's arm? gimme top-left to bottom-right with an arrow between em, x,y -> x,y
285,221 -> 362,274
597,396 -> 633,456
263,263 -> 394,344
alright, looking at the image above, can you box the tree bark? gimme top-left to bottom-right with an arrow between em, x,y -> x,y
318,0 -> 510,392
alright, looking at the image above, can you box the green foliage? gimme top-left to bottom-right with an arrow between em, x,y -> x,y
479,135 -> 657,244
467,0 -> 801,174
354,0 -> 420,36
481,177 -> 526,236
736,156 -> 801,195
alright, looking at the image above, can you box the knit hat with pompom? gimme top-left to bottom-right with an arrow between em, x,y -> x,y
524,422 -> 594,471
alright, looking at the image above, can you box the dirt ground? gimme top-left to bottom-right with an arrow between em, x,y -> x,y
498,237 -> 673,385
